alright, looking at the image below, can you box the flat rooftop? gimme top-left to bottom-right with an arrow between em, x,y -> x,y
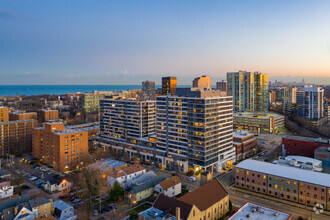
234,112 -> 284,119
233,131 -> 254,139
285,155 -> 322,166
315,146 -> 330,153
283,135 -> 330,144
236,159 -> 330,187
228,202 -> 291,220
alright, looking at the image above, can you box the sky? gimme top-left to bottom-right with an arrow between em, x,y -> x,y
0,0 -> 330,85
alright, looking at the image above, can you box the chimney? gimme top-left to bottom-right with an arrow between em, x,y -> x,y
200,171 -> 212,186
14,206 -> 18,215
176,207 -> 181,220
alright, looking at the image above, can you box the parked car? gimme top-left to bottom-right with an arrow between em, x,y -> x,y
188,176 -> 196,182
105,205 -> 112,212
70,197 -> 77,202
182,185 -> 188,190
94,210 -> 98,216
29,176 -> 37,181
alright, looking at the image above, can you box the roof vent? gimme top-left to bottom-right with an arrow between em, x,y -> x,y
246,213 -> 251,218
274,212 -> 279,217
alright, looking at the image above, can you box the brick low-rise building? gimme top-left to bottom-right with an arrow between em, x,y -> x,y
233,131 -> 257,161
282,136 -> 330,158
32,122 -> 89,172
38,109 -> 59,122
235,159 -> 330,210
9,111 -> 37,121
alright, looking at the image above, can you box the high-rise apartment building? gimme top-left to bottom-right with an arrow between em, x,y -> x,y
99,99 -> 156,139
162,76 -> 177,95
227,71 -> 268,112
0,107 -> 9,122
156,88 -> 235,171
142,80 -> 156,96
0,120 -> 38,156
296,86 -> 324,119
82,90 -> 114,113
192,75 -> 212,90
216,80 -> 227,91
0,107 -> 38,156
38,109 -> 59,122
32,122 -> 89,172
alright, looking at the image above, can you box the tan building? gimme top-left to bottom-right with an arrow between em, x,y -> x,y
141,178 -> 229,220
9,111 -> 37,121
192,75 -> 212,90
38,109 -> 59,122
0,107 -> 9,122
32,122 -> 89,172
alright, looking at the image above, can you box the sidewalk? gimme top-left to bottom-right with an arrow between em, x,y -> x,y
228,185 -> 330,217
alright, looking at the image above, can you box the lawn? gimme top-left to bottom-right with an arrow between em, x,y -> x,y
127,202 -> 152,216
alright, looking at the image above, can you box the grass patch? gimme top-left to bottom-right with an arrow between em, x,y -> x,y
128,202 -> 152,216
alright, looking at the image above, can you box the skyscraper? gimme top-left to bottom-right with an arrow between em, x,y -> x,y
142,80 -> 156,96
296,86 -> 324,119
216,80 -> 227,91
227,71 -> 268,112
162,76 -> 177,95
156,88 -> 235,171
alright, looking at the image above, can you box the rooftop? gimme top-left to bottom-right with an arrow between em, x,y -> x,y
178,178 -> 228,211
236,159 -> 330,187
159,176 -> 181,190
0,119 -> 37,125
233,131 -> 255,139
285,155 -> 322,167
53,200 -> 72,211
228,202 -> 291,220
283,135 -> 330,144
89,158 -> 126,171
315,146 -> 330,153
234,112 -> 284,119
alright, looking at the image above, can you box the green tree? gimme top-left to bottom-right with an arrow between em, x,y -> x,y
109,181 -> 124,202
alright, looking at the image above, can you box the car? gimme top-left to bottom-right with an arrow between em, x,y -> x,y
105,205 -> 112,212
58,195 -> 66,199
188,176 -> 196,182
260,153 -> 265,156
29,176 -> 37,181
94,210 -> 98,216
70,197 -> 77,202
47,172 -> 52,175
182,185 -> 188,190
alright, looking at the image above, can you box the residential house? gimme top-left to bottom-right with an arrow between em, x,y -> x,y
140,178 -> 229,220
127,174 -> 168,204
107,165 -> 146,188
43,175 -> 72,193
0,195 -> 53,220
53,200 -> 75,220
129,171 -> 156,187
154,176 -> 181,198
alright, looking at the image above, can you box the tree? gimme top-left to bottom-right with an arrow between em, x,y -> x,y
109,181 -> 124,202
77,167 -> 102,209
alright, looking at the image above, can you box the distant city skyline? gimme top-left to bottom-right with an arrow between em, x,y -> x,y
1,0 -> 330,85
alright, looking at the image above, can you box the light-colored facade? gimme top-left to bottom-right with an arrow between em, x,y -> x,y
82,90 -> 113,113
235,159 -> 330,210
107,165 -> 146,188
32,122 -> 89,172
192,75 -> 212,90
154,176 -> 181,197
227,71 -> 268,112
99,99 -> 156,139
53,200 -> 75,220
233,112 -> 285,134
297,86 -> 324,119
157,89 -> 235,172
0,185 -> 13,199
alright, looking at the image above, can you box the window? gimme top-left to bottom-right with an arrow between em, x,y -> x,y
269,184 -> 272,187
314,194 -> 317,199
294,182 -> 297,186
193,210 -> 195,216
314,187 -> 317,191
321,196 -> 324,200
275,185 -> 278,189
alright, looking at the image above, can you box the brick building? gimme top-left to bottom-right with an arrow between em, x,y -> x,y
32,122 -> 88,172
0,107 -> 9,122
233,131 -> 258,162
235,159 -> 330,210
282,136 -> 330,158
38,109 -> 59,122
9,111 -> 37,121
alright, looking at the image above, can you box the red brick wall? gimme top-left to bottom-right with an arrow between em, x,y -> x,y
282,138 -> 330,158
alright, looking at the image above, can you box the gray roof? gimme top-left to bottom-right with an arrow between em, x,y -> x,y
129,171 -> 156,186
53,200 -> 72,211
0,194 -> 30,212
129,174 -> 168,194
28,197 -> 52,208
236,159 -> 330,187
